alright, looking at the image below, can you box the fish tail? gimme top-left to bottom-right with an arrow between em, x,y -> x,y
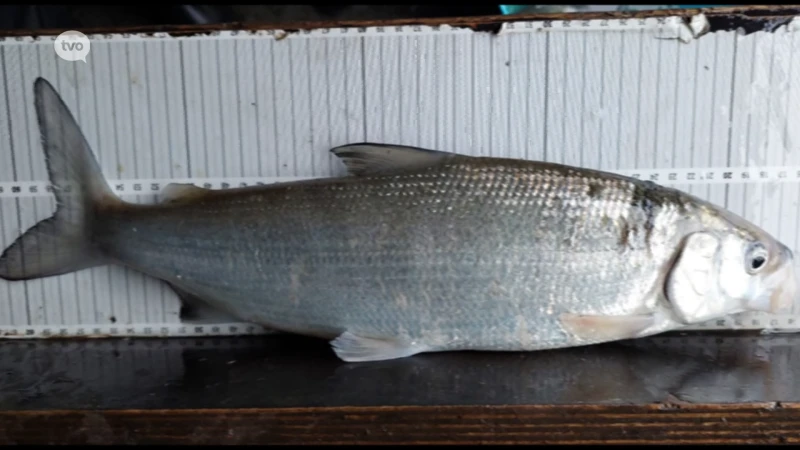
0,77 -> 123,281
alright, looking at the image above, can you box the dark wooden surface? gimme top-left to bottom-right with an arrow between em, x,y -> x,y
3,332 -> 800,443
4,404 -> 800,444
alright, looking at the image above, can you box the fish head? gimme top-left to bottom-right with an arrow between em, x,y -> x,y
665,215 -> 798,324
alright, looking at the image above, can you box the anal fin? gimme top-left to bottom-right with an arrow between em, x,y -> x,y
559,313 -> 656,343
330,331 -> 425,362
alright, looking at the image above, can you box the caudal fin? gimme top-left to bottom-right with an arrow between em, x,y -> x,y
0,78 -> 121,281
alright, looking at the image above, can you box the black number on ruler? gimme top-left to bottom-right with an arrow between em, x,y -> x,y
133,183 -> 142,191
221,182 -> 230,189
639,18 -> 647,25
687,173 -> 696,180
144,327 -> 152,335
161,327 -> 169,335
26,329 -> 34,335
179,327 -> 187,334
127,328 -> 135,334
151,183 -> 160,191
543,20 -> 552,28
581,20 -> 590,27
742,172 -> 750,179
631,173 -> 640,179
59,328 -> 67,335
212,326 -> 220,333
42,329 -> 51,336
203,183 -> 212,189
93,328 -> 101,335
600,19 -> 609,26
649,173 -> 659,181
116,184 -> 124,191
229,326 -> 238,333
395,26 -> 403,32
413,25 -> 422,32
525,22 -> 533,29
76,328 -> 85,335
668,173 -> 677,180
562,21 -> 570,27
11,186 -> 20,193
706,172 -> 713,180
376,26 -> 385,32
716,319 -> 725,326
46,185 -> 54,192
195,326 -> 204,333
239,182 -> 247,188
29,185 -> 37,193
723,172 -> 732,179
760,171 -> 768,178
110,328 -> 118,334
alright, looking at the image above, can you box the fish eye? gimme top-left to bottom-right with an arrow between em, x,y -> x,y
745,243 -> 769,274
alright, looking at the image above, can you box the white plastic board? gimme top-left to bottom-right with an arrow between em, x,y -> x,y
1,15 -> 800,339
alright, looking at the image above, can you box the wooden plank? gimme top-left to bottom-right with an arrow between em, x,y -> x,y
1,404 -> 798,444
0,5 -> 798,38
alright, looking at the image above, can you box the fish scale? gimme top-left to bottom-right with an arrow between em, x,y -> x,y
96,157 -> 675,348
1,78 -> 796,362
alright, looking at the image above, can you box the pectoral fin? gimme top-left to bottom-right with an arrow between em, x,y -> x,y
330,143 -> 458,176
559,313 -> 656,343
330,331 -> 426,362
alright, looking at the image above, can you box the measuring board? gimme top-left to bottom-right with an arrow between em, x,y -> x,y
2,14 -> 800,338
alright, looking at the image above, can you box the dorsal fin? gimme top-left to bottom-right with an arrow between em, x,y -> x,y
330,143 -> 458,176
160,183 -> 212,205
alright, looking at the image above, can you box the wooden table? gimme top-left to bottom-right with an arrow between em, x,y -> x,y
2,332 -> 800,444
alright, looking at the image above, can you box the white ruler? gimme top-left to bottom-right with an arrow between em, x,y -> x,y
3,165 -> 800,199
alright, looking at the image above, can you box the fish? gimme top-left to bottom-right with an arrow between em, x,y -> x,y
1,77 -> 798,363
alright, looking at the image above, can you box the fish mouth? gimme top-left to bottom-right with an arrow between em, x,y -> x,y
767,262 -> 798,315
780,242 -> 794,261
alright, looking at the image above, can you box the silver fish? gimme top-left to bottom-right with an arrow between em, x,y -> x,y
1,78 -> 797,362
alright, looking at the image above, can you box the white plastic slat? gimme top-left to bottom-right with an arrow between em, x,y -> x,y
1,18 -> 800,338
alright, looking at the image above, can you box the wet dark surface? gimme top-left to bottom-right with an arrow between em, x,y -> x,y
1,331 -> 798,410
